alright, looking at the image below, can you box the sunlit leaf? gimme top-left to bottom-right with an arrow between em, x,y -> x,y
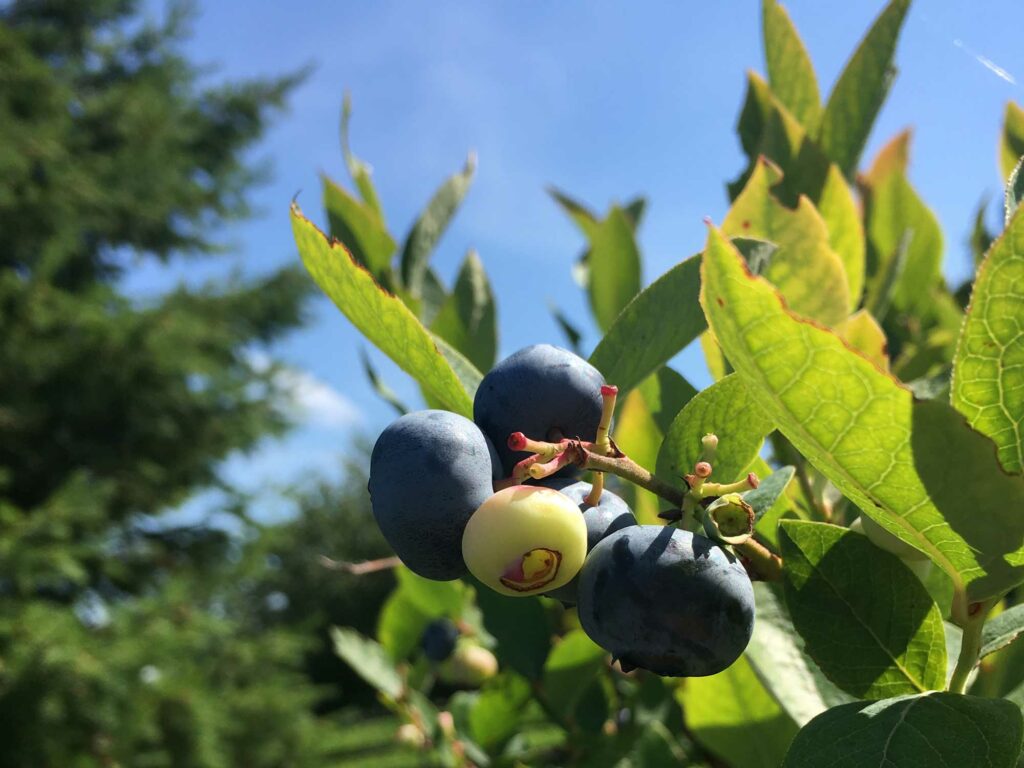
291,205 -> 474,416
340,92 -> 384,218
952,206 -> 1024,474
1001,101 -> 1024,182
700,225 -> 1024,610
779,521 -> 946,698
322,175 -> 396,281
330,627 -> 403,698
723,159 -> 850,325
835,309 -> 889,371
588,205 -> 642,332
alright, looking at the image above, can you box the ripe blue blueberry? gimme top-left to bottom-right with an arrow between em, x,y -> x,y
473,344 -> 605,476
577,525 -> 755,677
541,480 -> 637,603
421,618 -> 460,662
368,410 -> 498,580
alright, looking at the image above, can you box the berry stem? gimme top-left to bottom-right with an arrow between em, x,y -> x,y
948,598 -> 995,694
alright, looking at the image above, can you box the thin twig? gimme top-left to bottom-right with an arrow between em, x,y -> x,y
319,555 -> 401,574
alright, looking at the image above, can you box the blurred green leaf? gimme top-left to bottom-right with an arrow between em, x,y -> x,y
396,567 -> 468,616
779,521 -> 946,698
762,0 -> 821,131
589,255 -> 703,394
341,92 -> 385,218
541,630 -> 606,719
292,206 -> 474,415
430,250 -> 497,372
700,226 -> 1024,608
782,693 -> 1023,768
982,605 -> 1024,660
548,301 -> 584,355
657,373 -> 774,487
679,655 -> 798,768
746,583 -> 853,726
815,0 -> 910,179
330,627 -> 403,699
377,590 -> 430,661
322,175 -> 396,282
1001,101 -> 1024,182
360,348 -> 409,416
861,140 -> 943,317
723,160 -> 850,325
473,585 -> 551,679
588,205 -> 642,332
1008,156 -> 1024,224
418,267 -> 448,326
400,153 -> 476,297
952,205 -> 1024,474
619,722 -> 685,767
469,673 -> 532,749
549,187 -> 600,239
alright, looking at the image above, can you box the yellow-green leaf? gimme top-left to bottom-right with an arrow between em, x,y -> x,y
699,225 -> 1024,612
291,205 -> 474,416
952,207 -> 1024,474
763,0 -> 822,131
322,175 -> 396,281
835,309 -> 889,371
1001,101 -> 1024,182
723,159 -> 850,325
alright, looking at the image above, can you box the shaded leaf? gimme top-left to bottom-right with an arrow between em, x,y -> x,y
548,302 -> 583,354
782,693 -> 1023,768
658,374 -> 774,487
588,205 -> 642,331
746,582 -> 853,726
473,583 -> 551,680
400,153 -> 476,297
745,466 -> 796,523
815,0 -> 911,178
763,0 -> 822,131
589,255 -> 704,394
723,159 -> 850,325
469,673 -> 531,749
952,206 -> 1024,474
431,250 -> 497,372
679,654 -> 798,768
700,225 -> 1024,609
360,348 -> 409,416
291,205 -> 474,415
779,521 -> 946,698
541,630 -> 606,719
322,175 -> 396,281
982,605 -> 1024,660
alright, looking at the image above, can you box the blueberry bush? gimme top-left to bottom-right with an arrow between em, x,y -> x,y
293,1 -> 1024,765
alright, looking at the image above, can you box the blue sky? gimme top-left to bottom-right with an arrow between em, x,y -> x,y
126,1 -> 1022,519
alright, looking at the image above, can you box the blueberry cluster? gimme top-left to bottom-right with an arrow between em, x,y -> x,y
369,344 -> 755,677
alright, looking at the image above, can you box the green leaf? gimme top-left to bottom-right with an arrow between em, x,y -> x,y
817,164 -> 867,306
548,301 -> 583,355
377,590 -> 430,661
399,153 -> 476,297
360,348 -> 409,416
723,159 -> 850,325
746,583 -> 853,726
952,206 -> 1024,474
779,521 -> 946,698
330,627 -> 403,699
322,175 -> 396,281
815,0 -> 910,179
292,205 -> 475,416
1008,156 -> 1024,225
548,186 -> 600,239
861,155 -> 943,317
1001,101 -> 1024,182
700,225 -> 1024,609
540,630 -> 606,719
679,654 -> 799,768
782,693 -> 1024,768
588,205 -> 642,332
835,309 -> 889,371
469,673 -> 532,749
430,250 -> 497,372
473,583 -> 551,680
340,92 -> 384,218
430,335 -> 483,401
762,0 -> 821,131
589,255 -> 703,394
745,466 -> 796,522
982,605 -> 1024,660
657,374 -> 773,487
396,566 -> 468,616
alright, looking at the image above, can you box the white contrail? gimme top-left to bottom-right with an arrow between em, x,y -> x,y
953,38 -> 1017,86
